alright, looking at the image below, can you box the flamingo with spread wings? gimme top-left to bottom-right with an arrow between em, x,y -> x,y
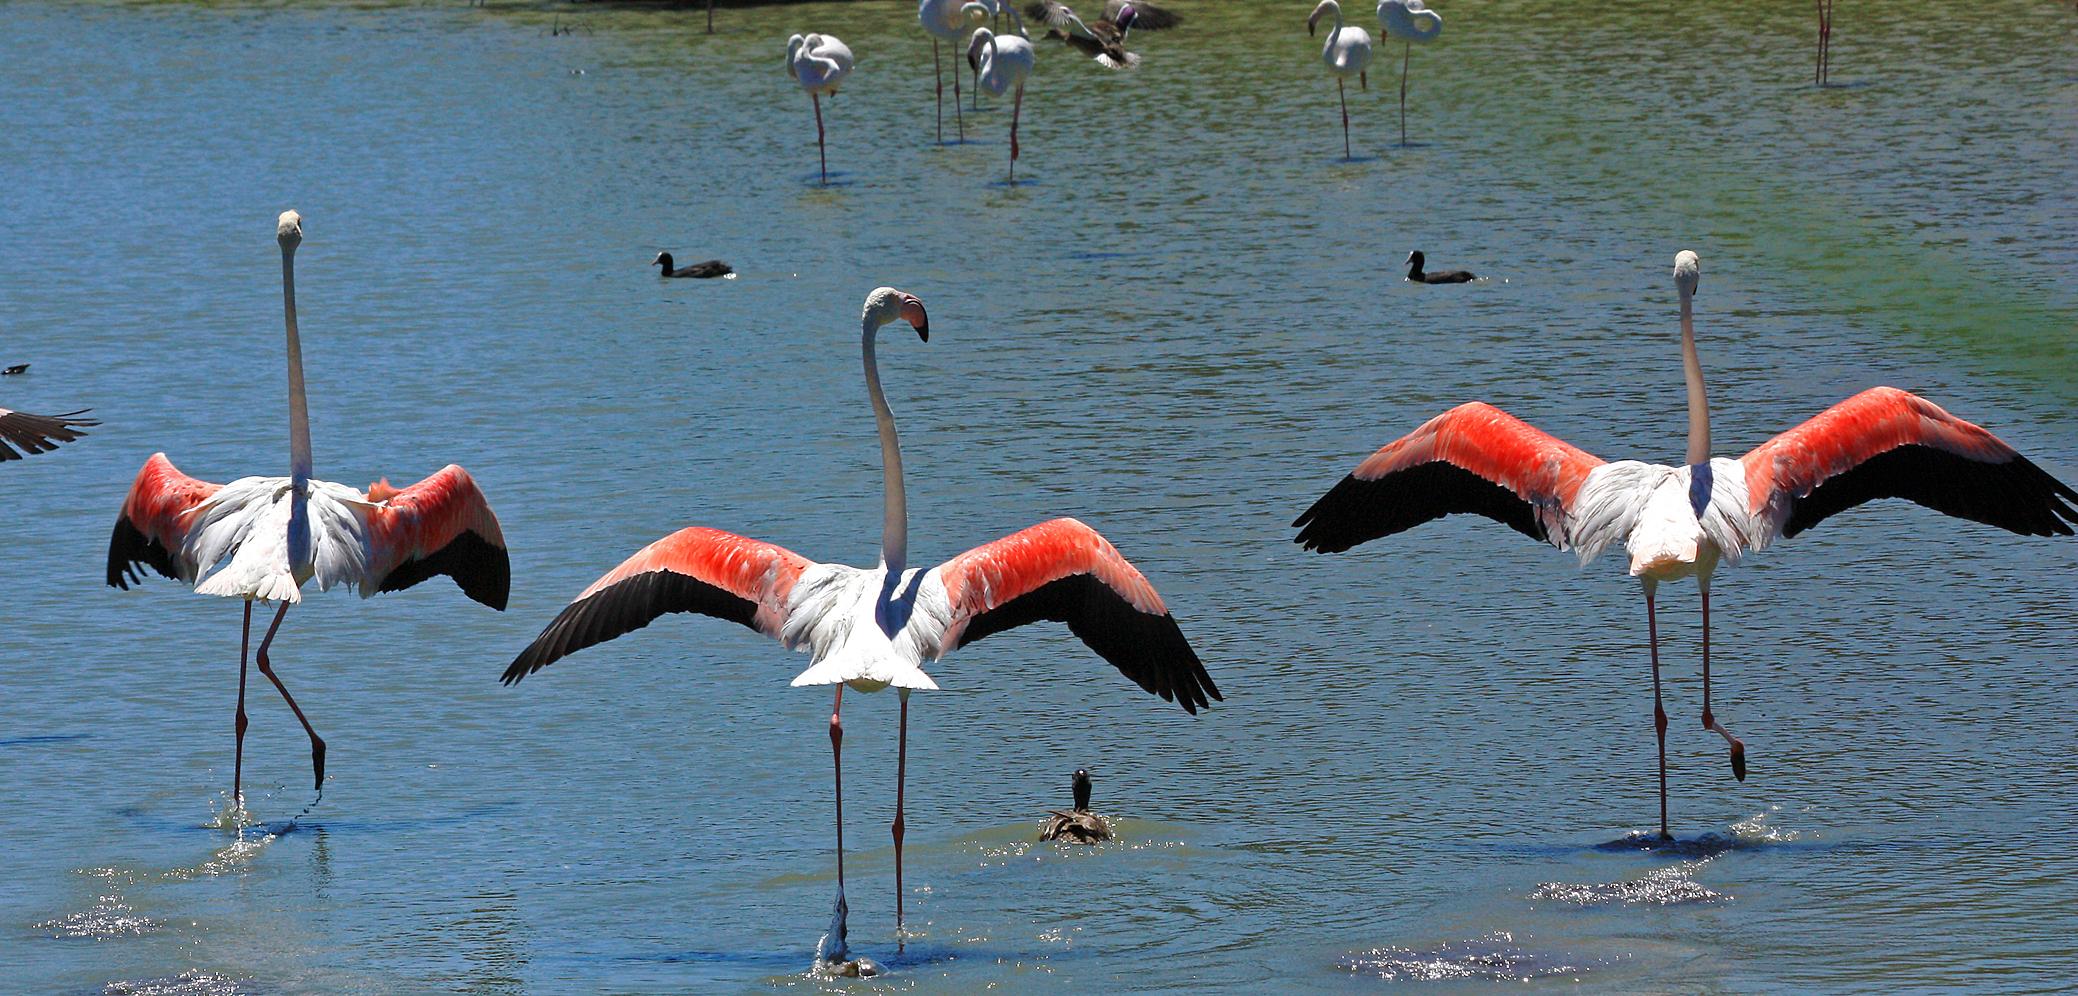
1294,251 -> 2076,840
107,211 -> 510,809
504,287 -> 1219,967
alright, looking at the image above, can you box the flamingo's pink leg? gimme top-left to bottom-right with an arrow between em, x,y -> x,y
254,601 -> 325,792
1337,78 -> 1350,159
1008,83 -> 1023,182
934,40 -> 944,143
1646,585 -> 1670,840
1700,587 -> 1747,781
813,93 -> 827,184
892,688 -> 909,948
233,599 -> 252,808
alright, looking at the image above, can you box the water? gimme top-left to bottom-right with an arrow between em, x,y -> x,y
3,1 -> 2075,991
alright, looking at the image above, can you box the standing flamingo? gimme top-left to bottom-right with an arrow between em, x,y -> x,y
1,407 -> 97,461
1307,0 -> 1373,159
921,0 -> 988,143
969,13 -> 1036,182
106,211 -> 511,809
787,33 -> 854,185
503,287 -> 1219,966
1376,0 -> 1442,147
1293,251 -> 2076,840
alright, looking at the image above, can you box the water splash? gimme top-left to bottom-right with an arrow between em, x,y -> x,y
1340,931 -> 1600,982
36,875 -> 157,939
1531,856 -> 1729,907
99,972 -> 246,996
1595,808 -> 1803,857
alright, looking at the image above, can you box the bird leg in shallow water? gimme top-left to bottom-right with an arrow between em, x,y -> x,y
812,93 -> 827,184
1336,78 -> 1350,159
954,57 -> 966,142
820,685 -> 850,964
1008,84 -> 1024,182
933,41 -> 945,143
1699,587 -> 1747,781
232,600 -> 253,812
892,688 -> 909,948
254,601 -> 326,793
1398,42 -> 1410,147
1645,585 -> 1670,840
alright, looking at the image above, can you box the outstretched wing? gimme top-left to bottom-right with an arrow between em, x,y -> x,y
1107,0 -> 1180,29
1025,0 -> 1076,32
361,465 -> 510,609
1740,386 -> 2078,544
932,518 -> 1220,714
107,453 -> 224,587
0,407 -> 98,461
504,527 -> 812,684
1294,402 -> 1610,554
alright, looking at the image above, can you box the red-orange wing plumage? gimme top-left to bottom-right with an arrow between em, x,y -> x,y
1293,402 -> 1607,553
362,465 -> 510,609
933,518 -> 1220,714
503,527 -> 812,685
1740,386 -> 2078,542
107,453 -> 224,588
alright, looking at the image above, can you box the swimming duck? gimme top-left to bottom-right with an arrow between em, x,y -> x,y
652,252 -> 732,279
1405,250 -> 1475,284
1039,769 -> 1113,843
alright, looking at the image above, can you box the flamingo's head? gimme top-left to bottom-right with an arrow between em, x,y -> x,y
864,286 -> 930,342
1307,0 -> 1335,36
1674,250 -> 1700,298
968,28 -> 992,68
277,210 -> 303,250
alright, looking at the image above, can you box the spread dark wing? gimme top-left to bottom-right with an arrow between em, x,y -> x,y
933,518 -> 1220,714
0,407 -> 97,461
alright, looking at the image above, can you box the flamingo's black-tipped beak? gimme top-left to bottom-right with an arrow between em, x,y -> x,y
1730,743 -> 1747,782
901,295 -> 930,341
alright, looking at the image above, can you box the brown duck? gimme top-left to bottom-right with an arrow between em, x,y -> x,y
1040,769 -> 1113,843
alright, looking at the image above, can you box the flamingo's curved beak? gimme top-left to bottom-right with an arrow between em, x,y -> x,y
900,295 -> 930,342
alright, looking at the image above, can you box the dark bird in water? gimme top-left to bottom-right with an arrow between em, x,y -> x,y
2,364 -> 27,375
652,252 -> 733,279
1039,769 -> 1114,843
1027,0 -> 1179,32
1028,0 -> 1143,68
1405,250 -> 1476,284
0,407 -> 98,461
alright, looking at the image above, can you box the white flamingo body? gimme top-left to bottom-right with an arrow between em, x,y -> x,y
921,0 -> 989,142
970,22 -> 1038,181
787,33 -> 854,183
1307,0 -> 1373,158
506,288 -> 1217,966
1296,251 -> 2078,840
1377,0 -> 1441,145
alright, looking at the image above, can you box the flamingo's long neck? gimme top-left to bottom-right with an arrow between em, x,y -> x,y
863,321 -> 908,574
282,244 -> 313,486
1680,289 -> 1710,464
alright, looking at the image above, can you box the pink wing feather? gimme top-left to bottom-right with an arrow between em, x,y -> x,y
504,527 -> 811,684
361,465 -> 510,608
107,453 -> 225,588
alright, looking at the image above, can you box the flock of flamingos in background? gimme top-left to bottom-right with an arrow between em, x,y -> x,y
7,0 -> 2073,978
775,0 -> 1860,183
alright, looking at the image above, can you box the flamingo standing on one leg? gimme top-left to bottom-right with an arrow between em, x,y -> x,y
1293,250 -> 2076,840
921,0 -> 989,143
1,407 -> 98,460
1307,0 -> 1373,160
969,12 -> 1036,182
1377,0 -> 1442,147
106,211 -> 511,810
503,287 -> 1219,966
787,32 -> 855,185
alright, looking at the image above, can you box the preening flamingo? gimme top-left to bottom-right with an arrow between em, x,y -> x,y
106,211 -> 510,807
1376,0 -> 1442,146
1307,0 -> 1374,159
968,13 -> 1036,182
786,32 -> 854,185
0,407 -> 97,461
1294,251 -> 2077,840
503,287 -> 1219,965
920,0 -> 988,143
